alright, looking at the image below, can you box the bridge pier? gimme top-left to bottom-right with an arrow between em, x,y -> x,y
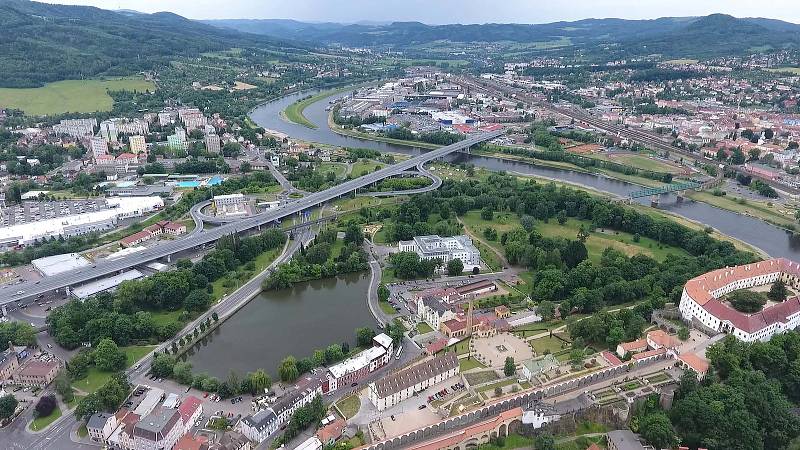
166,254 -> 172,263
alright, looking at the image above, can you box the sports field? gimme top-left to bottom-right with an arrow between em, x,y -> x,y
0,78 -> 155,115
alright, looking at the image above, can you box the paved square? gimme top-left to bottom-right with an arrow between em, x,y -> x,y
471,333 -> 533,368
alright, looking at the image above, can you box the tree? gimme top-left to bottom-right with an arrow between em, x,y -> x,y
494,386 -> 503,397
480,207 -> 493,221
240,161 -> 252,173
344,223 -> 364,244
67,351 -> 91,380
447,258 -> 464,276
768,280 -> 788,302
534,434 -> 556,450
35,395 -> 57,418
325,344 -> 344,363
201,377 -> 220,393
151,354 -> 178,379
569,348 -> 584,368
729,290 -> 767,313
678,326 -> 690,341
278,356 -> 299,383
93,338 -> 126,372
504,357 -> 516,376
639,412 -> 677,449
169,360 -> 191,384
248,369 -> 272,394
54,372 -> 74,403
764,128 -> 775,140
537,301 -> 556,321
377,284 -> 390,302
472,266 -> 480,275
356,327 -> 376,347
0,395 -> 18,419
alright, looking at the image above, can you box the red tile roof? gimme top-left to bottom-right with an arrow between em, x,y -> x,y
404,407 -> 523,450
425,338 -> 449,355
679,352 -> 709,374
631,348 -> 666,360
703,297 -> 800,333
685,258 -> 799,306
602,351 -> 623,366
178,395 -> 202,424
316,418 -> 346,443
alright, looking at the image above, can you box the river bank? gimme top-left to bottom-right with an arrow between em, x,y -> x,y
250,86 -> 800,261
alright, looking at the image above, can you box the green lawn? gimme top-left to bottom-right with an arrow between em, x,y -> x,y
212,247 -> 281,299
449,338 -> 472,356
476,434 -> 534,450
476,378 -> 518,394
592,153 -> 681,174
459,358 -> 486,372
530,336 -> 570,355
283,87 -> 350,128
350,159 -> 387,177
685,190 -> 797,229
0,78 -> 154,116
318,162 -> 348,179
29,406 -> 62,431
335,395 -> 361,419
72,345 -> 155,394
77,424 -> 88,438
379,300 -> 397,315
150,309 -> 185,328
537,218 -> 688,262
416,322 -> 434,334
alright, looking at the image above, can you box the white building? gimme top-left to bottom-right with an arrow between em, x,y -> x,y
324,333 -> 393,393
0,197 -> 164,247
240,379 -> 322,443
86,412 -> 116,444
132,409 -> 185,450
679,258 -> 800,342
368,353 -> 459,411
100,120 -> 119,142
398,235 -> 481,270
205,134 -> 221,154
52,118 -> 96,138
213,193 -> 248,216
417,296 -> 457,331
32,253 -> 91,276
295,436 -> 323,450
90,136 -> 109,159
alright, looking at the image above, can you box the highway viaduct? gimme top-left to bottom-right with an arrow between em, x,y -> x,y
1,130 -> 503,305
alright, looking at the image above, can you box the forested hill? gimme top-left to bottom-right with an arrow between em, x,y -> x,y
0,0 -> 305,88
206,14 -> 800,58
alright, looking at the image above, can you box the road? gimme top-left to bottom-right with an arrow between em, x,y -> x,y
361,162 -> 443,198
4,131 -> 502,305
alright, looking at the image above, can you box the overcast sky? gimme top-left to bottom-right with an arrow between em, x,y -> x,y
38,0 -> 800,24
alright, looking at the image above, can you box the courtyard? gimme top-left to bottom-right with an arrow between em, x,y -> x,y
470,332 -> 533,368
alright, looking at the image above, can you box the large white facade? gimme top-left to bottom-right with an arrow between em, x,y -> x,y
398,235 -> 481,269
679,258 -> 800,342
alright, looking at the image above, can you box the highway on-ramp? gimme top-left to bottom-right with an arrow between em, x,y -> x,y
2,131 -> 502,304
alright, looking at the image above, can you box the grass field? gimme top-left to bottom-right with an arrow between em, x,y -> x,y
459,358 -> 486,372
530,336 -> 570,355
318,162 -> 348,179
685,190 -> 797,229
537,218 -> 689,262
211,247 -> 282,299
335,395 -> 361,419
459,210 -> 686,263
72,345 -> 155,394
29,405 -> 62,431
473,434 -> 534,450
592,153 -> 682,174
380,300 -> 397,315
284,87 -> 350,128
663,59 -> 699,65
0,78 -> 154,116
416,322 -> 434,334
765,67 -> 800,75
351,159 -> 387,177
150,309 -> 185,329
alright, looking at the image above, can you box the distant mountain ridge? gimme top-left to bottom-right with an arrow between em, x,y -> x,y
205,14 -> 800,57
0,0 -> 304,88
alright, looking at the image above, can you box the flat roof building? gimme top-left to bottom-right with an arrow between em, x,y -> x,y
71,269 -> 144,299
32,253 -> 91,276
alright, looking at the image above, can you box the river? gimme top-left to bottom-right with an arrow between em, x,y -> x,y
185,272 -> 374,378
250,88 -> 800,259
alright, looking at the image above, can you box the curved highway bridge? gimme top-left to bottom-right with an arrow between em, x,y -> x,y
2,130 -> 502,304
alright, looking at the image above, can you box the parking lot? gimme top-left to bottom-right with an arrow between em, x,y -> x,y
0,199 -> 107,226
